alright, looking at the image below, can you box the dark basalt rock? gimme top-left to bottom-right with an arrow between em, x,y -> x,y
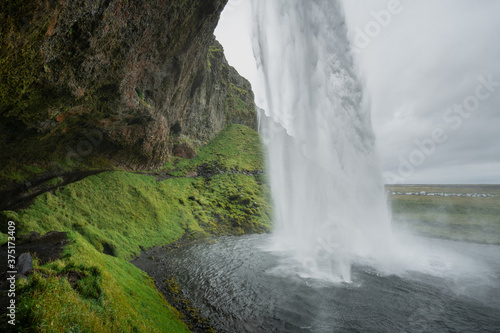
172,142 -> 197,159
0,231 -> 69,317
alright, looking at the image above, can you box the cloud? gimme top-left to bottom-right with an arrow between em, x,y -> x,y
216,0 -> 500,184
342,0 -> 500,183
214,0 -> 257,90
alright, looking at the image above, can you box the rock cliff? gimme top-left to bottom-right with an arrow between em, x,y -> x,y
0,0 -> 257,188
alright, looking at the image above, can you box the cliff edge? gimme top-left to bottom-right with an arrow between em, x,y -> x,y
0,0 -> 257,189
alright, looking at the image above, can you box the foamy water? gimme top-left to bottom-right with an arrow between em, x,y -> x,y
251,0 -> 396,282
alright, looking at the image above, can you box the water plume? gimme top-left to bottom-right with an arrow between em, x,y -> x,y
251,0 -> 395,282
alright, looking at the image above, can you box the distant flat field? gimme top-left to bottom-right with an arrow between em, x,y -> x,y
386,184 -> 500,245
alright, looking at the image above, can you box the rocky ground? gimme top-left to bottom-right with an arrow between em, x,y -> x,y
0,231 -> 69,317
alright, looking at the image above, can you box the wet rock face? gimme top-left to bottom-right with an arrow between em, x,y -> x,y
0,0 -> 257,178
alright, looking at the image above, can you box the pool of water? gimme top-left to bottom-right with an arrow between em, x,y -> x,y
148,234 -> 500,332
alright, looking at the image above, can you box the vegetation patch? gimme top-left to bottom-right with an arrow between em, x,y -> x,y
3,172 -> 271,261
388,185 -> 500,244
225,82 -> 254,125
8,233 -> 190,332
207,44 -> 222,73
163,124 -> 265,176
0,124 -> 270,331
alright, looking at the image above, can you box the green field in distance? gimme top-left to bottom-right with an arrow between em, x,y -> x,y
387,184 -> 500,245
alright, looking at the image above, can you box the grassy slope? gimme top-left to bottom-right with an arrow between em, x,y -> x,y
163,124 -> 265,176
14,233 -> 189,333
388,185 -> 500,244
1,124 -> 271,332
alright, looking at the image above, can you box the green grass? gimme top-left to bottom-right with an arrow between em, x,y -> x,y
1,124 -> 270,332
163,124 -> 265,176
3,171 -> 271,258
4,172 -> 194,259
12,233 -> 190,333
388,185 -> 500,244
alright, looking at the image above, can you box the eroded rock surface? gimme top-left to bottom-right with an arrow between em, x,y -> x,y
0,0 -> 257,188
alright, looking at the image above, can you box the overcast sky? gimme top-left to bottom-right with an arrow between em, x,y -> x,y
215,0 -> 500,184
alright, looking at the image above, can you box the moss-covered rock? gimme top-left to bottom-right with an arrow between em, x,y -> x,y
181,39 -> 258,143
0,1 -> 263,330
0,124 -> 270,332
0,0 -> 257,190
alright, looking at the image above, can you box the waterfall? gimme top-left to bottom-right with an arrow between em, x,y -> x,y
251,0 -> 395,282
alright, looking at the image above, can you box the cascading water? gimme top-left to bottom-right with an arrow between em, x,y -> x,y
251,0 -> 396,282
133,4 -> 500,331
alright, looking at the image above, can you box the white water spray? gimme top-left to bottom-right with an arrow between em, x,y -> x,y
251,0 -> 396,282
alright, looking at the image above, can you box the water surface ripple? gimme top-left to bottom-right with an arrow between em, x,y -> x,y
157,234 -> 500,332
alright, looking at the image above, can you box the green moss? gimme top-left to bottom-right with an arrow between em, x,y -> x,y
2,170 -> 270,331
4,169 -> 270,259
207,44 -> 222,73
0,232 -> 7,245
0,1 -> 65,124
225,83 -> 251,120
191,174 -> 272,235
1,124 -> 271,332
5,172 -> 188,259
45,176 -> 64,186
11,232 -> 189,332
164,124 -> 265,175
0,169 -> 28,183
22,165 -> 44,174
